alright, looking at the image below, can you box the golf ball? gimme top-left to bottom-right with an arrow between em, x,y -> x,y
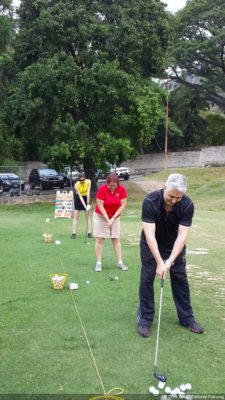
86,280 -> 90,284
158,381 -> 166,390
55,240 -> 61,245
180,384 -> 187,391
115,276 -> 119,280
46,218 -> 50,222
164,387 -> 171,394
161,396 -> 168,400
148,386 -> 155,394
153,389 -> 159,396
186,383 -> 192,390
173,388 -> 180,394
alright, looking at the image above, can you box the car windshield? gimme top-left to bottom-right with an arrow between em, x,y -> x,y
39,169 -> 58,177
0,174 -> 19,180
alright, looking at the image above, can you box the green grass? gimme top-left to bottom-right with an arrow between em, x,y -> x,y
0,168 -> 225,395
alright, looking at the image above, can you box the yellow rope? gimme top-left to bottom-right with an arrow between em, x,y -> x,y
69,288 -> 107,395
57,251 -> 124,396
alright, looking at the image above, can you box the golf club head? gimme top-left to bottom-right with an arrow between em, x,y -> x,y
109,276 -> 114,281
154,370 -> 167,383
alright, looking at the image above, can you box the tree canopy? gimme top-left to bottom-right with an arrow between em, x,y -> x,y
167,0 -> 225,111
1,0 -> 171,174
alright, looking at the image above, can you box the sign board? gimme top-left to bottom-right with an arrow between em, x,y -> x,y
55,190 -> 74,219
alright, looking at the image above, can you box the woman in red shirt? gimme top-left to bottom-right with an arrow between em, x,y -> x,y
93,173 -> 128,272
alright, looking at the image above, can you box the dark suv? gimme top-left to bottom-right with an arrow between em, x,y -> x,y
29,168 -> 64,190
0,173 -> 25,191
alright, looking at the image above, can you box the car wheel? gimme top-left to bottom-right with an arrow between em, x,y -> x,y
124,176 -> 129,180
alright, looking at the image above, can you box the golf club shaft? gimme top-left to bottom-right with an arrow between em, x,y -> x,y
85,209 -> 89,243
109,226 -> 112,279
154,277 -> 165,368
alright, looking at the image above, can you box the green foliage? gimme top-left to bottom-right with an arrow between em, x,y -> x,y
169,86 -> 207,147
0,0 -> 13,54
0,0 -> 172,167
15,0 -> 171,75
2,53 -> 165,172
167,0 -> 225,111
202,112 -> 225,145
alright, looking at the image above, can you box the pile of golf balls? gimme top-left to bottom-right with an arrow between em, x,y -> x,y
149,382 -> 192,397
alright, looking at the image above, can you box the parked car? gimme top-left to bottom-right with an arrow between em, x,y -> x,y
111,167 -> 130,180
0,173 -> 25,191
29,168 -> 64,190
95,169 -> 107,181
62,169 -> 79,187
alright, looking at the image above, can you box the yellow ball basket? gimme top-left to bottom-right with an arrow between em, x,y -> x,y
49,273 -> 68,290
43,234 -> 53,243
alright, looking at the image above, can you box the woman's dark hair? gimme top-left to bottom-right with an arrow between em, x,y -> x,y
78,172 -> 85,180
106,172 -> 119,185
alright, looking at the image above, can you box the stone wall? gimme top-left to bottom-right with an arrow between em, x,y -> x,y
122,146 -> 225,174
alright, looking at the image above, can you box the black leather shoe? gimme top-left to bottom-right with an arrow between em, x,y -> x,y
188,321 -> 204,334
137,325 -> 151,337
87,233 -> 93,238
71,233 -> 76,239
180,320 -> 204,334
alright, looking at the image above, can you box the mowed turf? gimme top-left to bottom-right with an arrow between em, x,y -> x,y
0,168 -> 225,395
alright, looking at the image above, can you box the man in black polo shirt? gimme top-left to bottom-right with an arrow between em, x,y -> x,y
137,173 -> 204,337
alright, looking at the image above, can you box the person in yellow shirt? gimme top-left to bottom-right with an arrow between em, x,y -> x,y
71,172 -> 92,239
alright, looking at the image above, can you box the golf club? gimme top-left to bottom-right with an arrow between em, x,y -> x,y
84,207 -> 90,244
109,226 -> 114,281
153,275 -> 167,383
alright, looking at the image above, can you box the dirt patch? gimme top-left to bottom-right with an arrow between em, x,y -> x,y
131,179 -> 164,194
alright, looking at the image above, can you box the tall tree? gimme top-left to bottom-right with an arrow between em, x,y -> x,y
0,0 -> 13,53
3,53 -> 163,174
167,0 -> 225,111
15,0 -> 171,75
2,0 -> 172,175
0,0 -> 15,163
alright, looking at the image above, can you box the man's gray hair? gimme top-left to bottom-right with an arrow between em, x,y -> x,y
165,173 -> 187,193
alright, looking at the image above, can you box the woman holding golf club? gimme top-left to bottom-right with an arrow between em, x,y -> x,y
93,172 -> 128,272
71,172 -> 92,239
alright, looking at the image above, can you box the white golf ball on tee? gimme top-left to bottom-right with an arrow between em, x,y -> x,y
186,383 -> 192,390
164,386 -> 171,394
115,276 -> 118,280
158,381 -> 166,389
153,389 -> 159,396
148,386 -> 155,394
86,280 -> 90,284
